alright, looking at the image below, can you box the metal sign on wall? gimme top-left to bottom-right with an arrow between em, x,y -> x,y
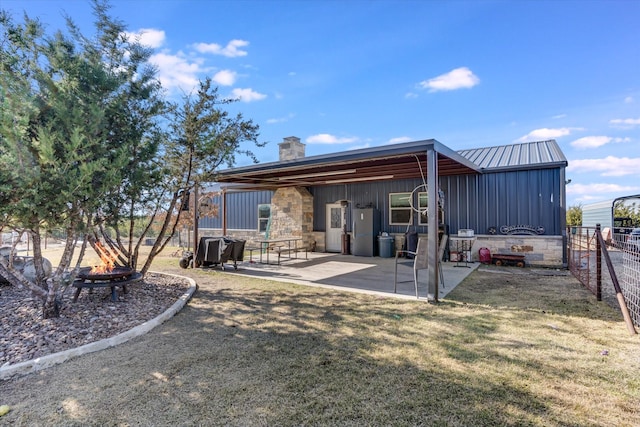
499,225 -> 545,235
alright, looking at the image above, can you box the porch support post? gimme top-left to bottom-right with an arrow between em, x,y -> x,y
193,183 -> 199,268
222,188 -> 228,235
427,147 -> 439,302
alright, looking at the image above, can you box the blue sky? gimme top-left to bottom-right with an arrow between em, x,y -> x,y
3,0 -> 640,208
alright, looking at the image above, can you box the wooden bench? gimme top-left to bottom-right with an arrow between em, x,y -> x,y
72,271 -> 143,302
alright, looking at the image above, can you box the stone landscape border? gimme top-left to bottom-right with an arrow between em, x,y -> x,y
0,272 -> 196,380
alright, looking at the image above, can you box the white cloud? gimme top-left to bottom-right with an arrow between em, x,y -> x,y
568,156 -> 640,177
193,39 -> 249,57
552,114 -> 567,120
121,33 -> 251,96
609,117 -> 640,128
149,52 -> 203,92
624,96 -> 634,104
515,127 -> 580,143
567,182 -> 640,196
212,69 -> 237,86
124,28 -> 166,48
571,136 -> 630,149
306,134 -> 359,144
405,92 -> 419,99
230,88 -> 266,102
266,113 -> 295,124
570,136 -> 612,149
388,136 -> 413,144
419,67 -> 479,92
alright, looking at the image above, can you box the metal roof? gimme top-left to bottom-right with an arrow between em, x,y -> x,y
215,139 -> 567,189
457,140 -> 568,171
215,139 -> 482,189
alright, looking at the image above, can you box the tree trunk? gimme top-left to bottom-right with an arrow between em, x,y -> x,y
42,293 -> 60,319
139,191 -> 184,276
30,230 -> 47,285
41,230 -> 81,318
0,254 -> 47,299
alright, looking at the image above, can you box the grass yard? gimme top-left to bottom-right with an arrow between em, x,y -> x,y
2,249 -> 639,426
171,267 -> 638,426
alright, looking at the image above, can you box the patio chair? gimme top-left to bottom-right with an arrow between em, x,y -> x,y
394,234 -> 447,298
438,234 -> 447,288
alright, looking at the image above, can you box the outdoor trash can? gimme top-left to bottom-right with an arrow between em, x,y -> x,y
378,235 -> 394,258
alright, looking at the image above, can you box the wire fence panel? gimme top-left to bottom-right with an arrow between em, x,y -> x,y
567,226 -> 640,327
616,236 -> 640,327
567,227 -> 599,297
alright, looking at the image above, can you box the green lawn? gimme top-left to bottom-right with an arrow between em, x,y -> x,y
6,251 -> 636,426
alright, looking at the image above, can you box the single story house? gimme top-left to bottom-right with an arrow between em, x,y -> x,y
198,136 -> 568,299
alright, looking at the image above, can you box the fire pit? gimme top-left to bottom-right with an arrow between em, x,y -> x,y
73,266 -> 142,302
78,266 -> 135,281
72,242 -> 143,302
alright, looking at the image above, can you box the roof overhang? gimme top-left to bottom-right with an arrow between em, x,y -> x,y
215,139 -> 482,190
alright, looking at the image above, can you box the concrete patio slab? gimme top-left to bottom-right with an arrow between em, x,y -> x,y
219,252 -> 479,301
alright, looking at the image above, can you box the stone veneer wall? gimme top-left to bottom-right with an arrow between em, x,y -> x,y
386,233 -> 564,267
469,235 -> 564,267
269,187 -> 314,249
279,136 -> 305,161
196,187 -> 314,251
311,231 -> 325,252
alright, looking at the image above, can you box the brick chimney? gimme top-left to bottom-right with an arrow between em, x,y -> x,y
279,136 -> 305,161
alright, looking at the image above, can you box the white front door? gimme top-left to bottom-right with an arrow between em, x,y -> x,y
326,204 -> 343,252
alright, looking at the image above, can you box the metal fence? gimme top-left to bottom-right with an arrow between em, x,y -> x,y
567,226 -> 640,327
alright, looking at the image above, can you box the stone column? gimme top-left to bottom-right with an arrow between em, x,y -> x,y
269,187 -> 314,249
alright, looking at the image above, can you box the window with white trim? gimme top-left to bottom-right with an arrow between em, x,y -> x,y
389,193 -> 411,225
258,204 -> 271,233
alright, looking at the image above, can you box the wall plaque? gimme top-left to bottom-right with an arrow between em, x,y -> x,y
500,225 -> 545,235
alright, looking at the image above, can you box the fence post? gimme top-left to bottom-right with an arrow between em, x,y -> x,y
596,224 -> 602,301
566,227 -> 571,268
595,228 -> 638,335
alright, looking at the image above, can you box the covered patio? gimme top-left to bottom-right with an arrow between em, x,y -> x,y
216,252 -> 480,300
215,139 -> 483,302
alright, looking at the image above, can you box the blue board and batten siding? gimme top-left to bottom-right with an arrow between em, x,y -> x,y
199,190 -> 273,230
311,167 -> 563,236
442,168 -> 563,236
206,167 -> 563,237
311,179 -> 421,235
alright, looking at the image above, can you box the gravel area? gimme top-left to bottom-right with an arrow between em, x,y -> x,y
0,272 -> 191,367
